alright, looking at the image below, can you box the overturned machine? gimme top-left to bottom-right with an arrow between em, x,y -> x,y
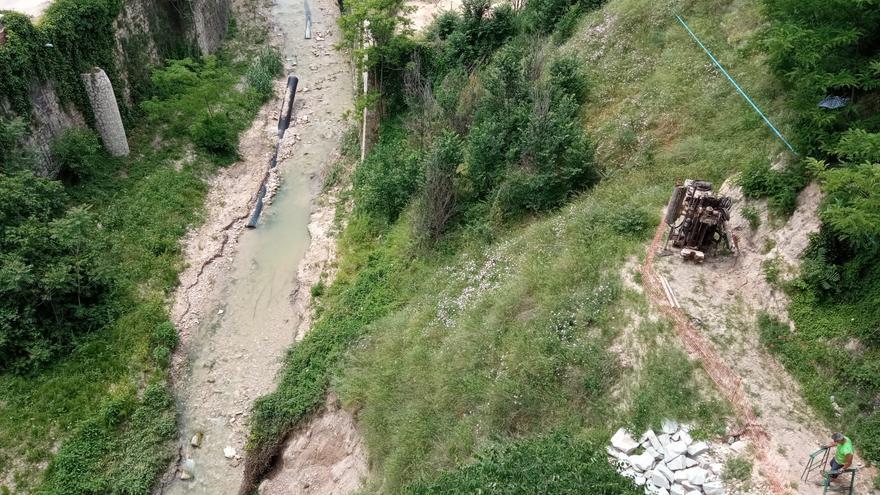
664,179 -> 734,261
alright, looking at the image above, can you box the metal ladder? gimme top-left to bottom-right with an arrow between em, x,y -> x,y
801,447 -> 857,494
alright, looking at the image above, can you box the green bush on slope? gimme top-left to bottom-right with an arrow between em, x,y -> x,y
403,433 -> 640,495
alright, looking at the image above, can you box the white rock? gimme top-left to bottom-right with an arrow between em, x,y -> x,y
687,441 -> 709,456
703,480 -> 725,495
180,458 -> 195,480
666,455 -> 687,471
709,462 -> 723,475
651,469 -> 671,489
646,446 -> 663,460
642,429 -> 663,451
631,452 -> 656,472
670,484 -> 686,495
684,456 -> 699,468
611,428 -> 640,454
685,491 -> 701,495
674,469 -> 689,482
678,430 -> 693,445
622,468 -> 637,479
661,419 -> 679,434
680,481 -> 700,492
635,474 -> 646,486
667,441 -> 688,456
730,440 -> 748,453
190,432 -> 203,448
223,446 -> 236,459
657,488 -> 669,495
606,446 -> 621,459
686,467 -> 708,485
656,463 -> 675,483
658,433 -> 672,447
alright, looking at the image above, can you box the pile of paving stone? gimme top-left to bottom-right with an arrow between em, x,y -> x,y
607,420 -> 728,495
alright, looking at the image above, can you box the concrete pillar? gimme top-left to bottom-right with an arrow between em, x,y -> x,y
80,67 -> 129,156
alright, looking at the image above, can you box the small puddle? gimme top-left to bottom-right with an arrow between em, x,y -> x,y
164,0 -> 353,490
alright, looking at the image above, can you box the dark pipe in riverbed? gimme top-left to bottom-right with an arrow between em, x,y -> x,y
246,75 -> 299,229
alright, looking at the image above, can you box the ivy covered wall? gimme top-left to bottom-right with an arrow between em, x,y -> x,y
0,0 -> 227,173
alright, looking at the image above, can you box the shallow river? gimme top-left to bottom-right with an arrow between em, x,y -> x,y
164,0 -> 353,490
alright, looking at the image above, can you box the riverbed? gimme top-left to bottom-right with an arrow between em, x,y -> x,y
162,0 -> 354,491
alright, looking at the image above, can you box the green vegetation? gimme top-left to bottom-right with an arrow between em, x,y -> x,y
247,0 -> 779,491
0,0 -> 122,118
723,455 -> 753,483
403,433 -> 641,495
0,23 -> 274,494
741,204 -> 760,230
629,348 -> 727,437
753,0 -> 880,473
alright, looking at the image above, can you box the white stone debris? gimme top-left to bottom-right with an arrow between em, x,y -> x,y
606,420 -> 737,495
223,446 -> 236,459
612,427 -> 641,454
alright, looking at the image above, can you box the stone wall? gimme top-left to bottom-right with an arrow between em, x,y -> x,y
12,0 -> 232,175
192,0 -> 231,55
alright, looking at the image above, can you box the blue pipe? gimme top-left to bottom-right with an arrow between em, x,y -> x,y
675,14 -> 797,156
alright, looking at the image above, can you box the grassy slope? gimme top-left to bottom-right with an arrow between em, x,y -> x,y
324,0 -> 790,491
0,40 -> 268,495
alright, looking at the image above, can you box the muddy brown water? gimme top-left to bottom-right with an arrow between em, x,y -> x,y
163,0 -> 353,491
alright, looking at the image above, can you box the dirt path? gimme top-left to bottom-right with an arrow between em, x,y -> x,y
649,182 -> 877,494
158,0 -> 355,490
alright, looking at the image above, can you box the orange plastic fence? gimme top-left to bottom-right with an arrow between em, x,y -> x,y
641,223 -> 788,494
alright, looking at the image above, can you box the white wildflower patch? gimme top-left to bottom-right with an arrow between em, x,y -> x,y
434,243 -> 515,328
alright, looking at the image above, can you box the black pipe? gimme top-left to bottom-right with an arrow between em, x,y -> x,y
246,74 -> 299,229
245,183 -> 267,228
277,75 -> 299,138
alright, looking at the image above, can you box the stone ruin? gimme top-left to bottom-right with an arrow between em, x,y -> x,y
607,420 -> 739,495
665,180 -> 734,262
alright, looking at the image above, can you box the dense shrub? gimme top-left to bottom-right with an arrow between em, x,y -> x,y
439,0 -> 517,68
50,128 -> 103,182
763,0 -> 880,155
403,433 -> 641,494
549,55 -> 588,104
190,111 -> 239,158
415,131 -> 463,242
0,117 -> 31,171
521,0 -> 605,35
492,95 -> 596,217
352,123 -> 422,222
738,160 -> 807,216
0,172 -> 112,371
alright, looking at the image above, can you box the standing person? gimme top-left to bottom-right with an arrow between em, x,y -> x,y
822,432 -> 854,480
